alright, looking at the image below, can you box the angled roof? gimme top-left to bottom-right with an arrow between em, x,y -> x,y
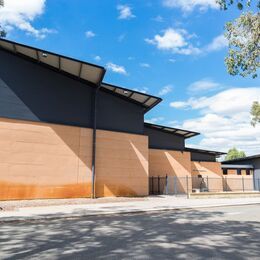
222,154 -> 260,164
0,38 -> 105,86
144,122 -> 200,139
0,39 -> 162,113
102,83 -> 162,113
186,147 -> 226,157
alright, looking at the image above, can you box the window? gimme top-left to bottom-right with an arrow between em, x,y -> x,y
223,169 -> 228,175
237,169 -> 241,175
246,169 -> 251,175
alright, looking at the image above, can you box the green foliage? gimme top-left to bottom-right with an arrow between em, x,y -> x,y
216,0 -> 260,10
251,101 -> 260,126
217,0 -> 260,78
225,147 -> 246,161
0,0 -> 6,38
225,12 -> 260,78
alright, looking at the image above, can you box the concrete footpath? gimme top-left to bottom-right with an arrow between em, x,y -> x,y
1,196 -> 260,222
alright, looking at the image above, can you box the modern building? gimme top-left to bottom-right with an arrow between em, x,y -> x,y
0,39 -> 227,200
222,155 -> 260,190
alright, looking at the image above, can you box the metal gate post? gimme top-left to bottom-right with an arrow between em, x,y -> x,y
242,176 -> 245,192
174,176 -> 177,196
165,175 -> 168,195
186,176 -> 189,199
158,176 -> 160,195
151,176 -> 154,195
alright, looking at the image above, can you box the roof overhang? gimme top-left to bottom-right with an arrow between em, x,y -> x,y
222,154 -> 260,164
0,38 -> 105,86
186,147 -> 226,157
221,164 -> 254,169
144,122 -> 200,139
101,83 -> 162,113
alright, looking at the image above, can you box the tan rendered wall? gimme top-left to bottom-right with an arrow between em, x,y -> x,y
95,130 -> 149,197
149,149 -> 192,193
149,149 -> 191,177
191,161 -> 223,192
0,117 -> 92,200
0,118 -> 149,200
224,176 -> 254,191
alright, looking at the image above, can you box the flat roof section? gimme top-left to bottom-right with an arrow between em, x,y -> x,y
221,164 -> 254,169
186,147 -> 226,157
102,83 -> 162,113
223,154 -> 260,164
0,38 -> 105,86
144,122 -> 200,139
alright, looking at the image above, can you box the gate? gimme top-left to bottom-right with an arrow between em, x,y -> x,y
149,176 -> 168,195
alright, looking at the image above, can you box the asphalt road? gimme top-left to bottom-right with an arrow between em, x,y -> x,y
1,205 -> 260,260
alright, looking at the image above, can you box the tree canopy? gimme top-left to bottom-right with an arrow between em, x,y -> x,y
251,101 -> 260,126
0,0 -> 6,38
217,0 -> 260,78
225,147 -> 246,161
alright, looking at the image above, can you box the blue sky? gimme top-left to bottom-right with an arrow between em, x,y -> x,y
0,0 -> 259,155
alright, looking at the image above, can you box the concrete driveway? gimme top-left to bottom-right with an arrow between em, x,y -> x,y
1,205 -> 260,259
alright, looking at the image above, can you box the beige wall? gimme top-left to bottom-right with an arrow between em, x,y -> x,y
224,176 -> 254,191
95,130 -> 149,197
0,117 -> 149,200
149,149 -> 191,177
0,117 -> 92,200
191,161 -> 223,192
149,149 -> 192,193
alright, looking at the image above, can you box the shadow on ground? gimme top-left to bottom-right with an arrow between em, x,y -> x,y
0,207 -> 260,259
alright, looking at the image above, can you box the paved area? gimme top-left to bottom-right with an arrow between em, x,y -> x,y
0,204 -> 259,259
1,196 -> 260,222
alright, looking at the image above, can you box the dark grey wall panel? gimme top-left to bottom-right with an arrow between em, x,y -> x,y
144,126 -> 185,150
0,49 -> 94,127
222,158 -> 260,169
190,152 -> 216,162
97,91 -> 144,134
0,50 -> 144,134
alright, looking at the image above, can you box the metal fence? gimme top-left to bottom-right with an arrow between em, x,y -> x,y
149,175 -> 260,195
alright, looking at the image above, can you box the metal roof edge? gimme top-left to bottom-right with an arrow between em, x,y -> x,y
144,122 -> 200,139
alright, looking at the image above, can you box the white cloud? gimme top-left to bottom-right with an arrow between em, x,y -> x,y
94,55 -> 101,61
188,78 -> 221,93
117,4 -> 135,20
85,30 -> 95,38
133,87 -> 149,93
168,58 -> 176,63
106,62 -> 127,75
170,101 -> 189,109
139,63 -> 150,68
145,28 -> 228,56
153,15 -> 164,22
0,0 -> 55,39
158,84 -> 173,96
145,28 -> 201,55
145,117 -> 165,124
171,87 -> 260,155
162,0 -> 219,12
206,34 -> 228,52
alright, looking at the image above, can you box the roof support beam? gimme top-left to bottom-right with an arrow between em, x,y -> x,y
58,56 -> 61,71
142,96 -> 151,104
78,62 -> 83,78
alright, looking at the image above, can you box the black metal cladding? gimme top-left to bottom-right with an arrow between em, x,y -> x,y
144,126 -> 185,150
222,157 -> 260,169
0,49 -> 145,134
190,151 -> 217,162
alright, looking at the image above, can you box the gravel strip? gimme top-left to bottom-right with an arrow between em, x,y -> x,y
0,197 -> 147,211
